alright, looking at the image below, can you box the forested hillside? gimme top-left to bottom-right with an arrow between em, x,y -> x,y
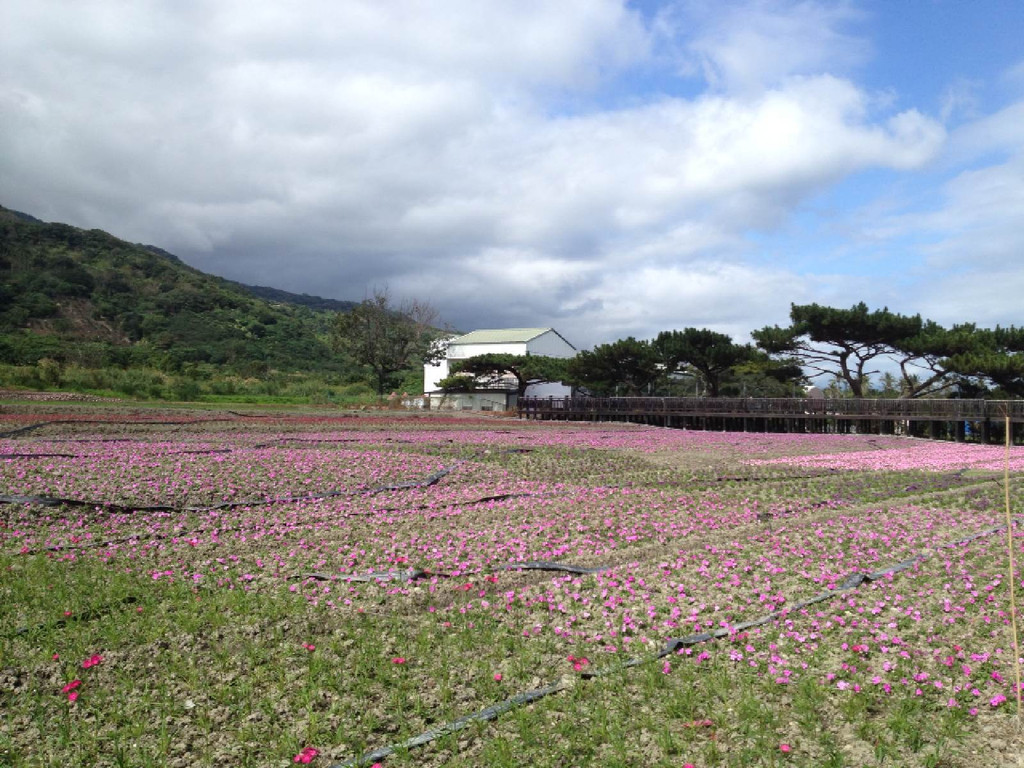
0,206 -> 377,401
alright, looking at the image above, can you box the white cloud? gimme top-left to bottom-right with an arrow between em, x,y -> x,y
946,101 -> 1024,165
0,0 -> 973,349
918,155 -> 1024,270
659,0 -> 868,95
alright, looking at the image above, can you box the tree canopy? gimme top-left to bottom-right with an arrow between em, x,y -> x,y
653,327 -> 757,397
566,337 -> 661,396
331,289 -> 439,398
944,325 -> 1024,398
752,302 -> 972,398
441,353 -> 569,396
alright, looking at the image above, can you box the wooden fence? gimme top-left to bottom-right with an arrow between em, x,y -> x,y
517,396 -> 1024,443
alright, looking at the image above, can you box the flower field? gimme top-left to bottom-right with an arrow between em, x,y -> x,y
2,406 -> 1023,767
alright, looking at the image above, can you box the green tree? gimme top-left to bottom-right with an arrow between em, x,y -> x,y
331,288 -> 440,398
566,337 -> 661,396
945,325 -> 1024,397
652,328 -> 757,397
753,303 -> 947,398
894,321 -> 980,397
729,352 -> 806,397
443,353 -> 570,397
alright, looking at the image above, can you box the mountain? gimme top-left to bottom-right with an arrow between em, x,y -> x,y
222,280 -> 357,313
0,205 -> 354,377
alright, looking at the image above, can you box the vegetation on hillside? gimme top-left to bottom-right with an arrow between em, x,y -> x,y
0,206 -> 420,402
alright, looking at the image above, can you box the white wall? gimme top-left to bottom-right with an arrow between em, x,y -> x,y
525,381 -> 572,397
423,358 -> 449,392
447,341 -> 528,359
524,330 -> 575,358
427,391 -> 513,411
424,329 -> 577,396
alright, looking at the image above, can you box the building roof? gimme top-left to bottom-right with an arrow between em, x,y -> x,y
450,328 -> 554,345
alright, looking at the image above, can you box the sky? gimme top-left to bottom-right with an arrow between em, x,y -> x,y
2,0 -> 1023,350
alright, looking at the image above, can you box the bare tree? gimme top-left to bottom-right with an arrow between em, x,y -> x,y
331,287 -> 440,398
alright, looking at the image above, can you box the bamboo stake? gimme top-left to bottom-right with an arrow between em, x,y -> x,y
1004,415 -> 1022,725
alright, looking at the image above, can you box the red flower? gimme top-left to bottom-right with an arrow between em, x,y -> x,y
293,747 -> 319,763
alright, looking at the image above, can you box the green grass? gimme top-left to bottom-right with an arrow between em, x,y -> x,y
1,548 -> 1018,767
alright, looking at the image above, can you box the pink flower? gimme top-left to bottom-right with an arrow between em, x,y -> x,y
67,690 -> 79,703
567,655 -> 590,671
391,657 -> 406,665
493,673 -> 502,682
990,694 -> 1007,707
81,654 -> 103,669
293,747 -> 318,763
780,743 -> 792,753
661,660 -> 671,674
302,643 -> 316,652
52,653 -> 59,661
61,680 -> 81,693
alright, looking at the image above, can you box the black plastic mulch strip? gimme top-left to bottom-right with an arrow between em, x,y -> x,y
1,447 -> 234,460
0,494 -> 82,508
945,524 -> 1009,547
1,463 -> 463,517
836,572 -> 867,590
0,418 -> 237,439
8,464 -> 467,554
249,437 -> 363,449
375,491 -> 555,514
297,568 -> 446,583
293,558 -> 613,584
23,524 -> 249,555
165,448 -> 235,456
44,437 -> 136,444
331,680 -> 569,768
0,452 -> 78,459
501,561 -> 613,575
712,471 -> 838,484
0,420 -> 114,438
9,595 -> 139,638
0,494 -> 180,512
866,558 -> 921,581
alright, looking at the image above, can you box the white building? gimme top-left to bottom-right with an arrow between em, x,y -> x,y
424,328 -> 576,410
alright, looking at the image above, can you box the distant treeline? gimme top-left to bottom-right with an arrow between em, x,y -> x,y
561,304 -> 1024,399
